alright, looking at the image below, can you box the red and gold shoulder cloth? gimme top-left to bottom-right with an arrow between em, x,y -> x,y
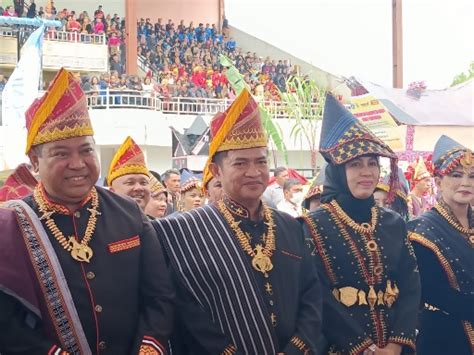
202,89 -> 268,189
107,136 -> 149,186
25,68 -> 94,154
0,164 -> 38,202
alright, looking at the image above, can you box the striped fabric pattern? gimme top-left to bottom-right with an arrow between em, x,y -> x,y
155,205 -> 277,354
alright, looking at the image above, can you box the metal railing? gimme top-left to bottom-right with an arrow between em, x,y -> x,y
84,89 -> 320,118
45,30 -> 106,44
1,27 -> 106,44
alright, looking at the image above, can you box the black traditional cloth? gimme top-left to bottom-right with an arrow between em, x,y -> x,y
152,197 -> 322,355
301,163 -> 420,354
301,203 -> 420,354
0,186 -> 175,354
408,202 -> 474,355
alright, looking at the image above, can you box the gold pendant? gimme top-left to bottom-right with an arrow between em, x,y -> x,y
68,237 -> 93,263
383,280 -> 398,308
358,289 -> 368,306
367,285 -> 377,310
339,286 -> 358,307
252,244 -> 273,277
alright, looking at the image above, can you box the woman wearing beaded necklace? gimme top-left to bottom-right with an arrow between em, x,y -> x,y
408,135 -> 474,355
301,94 -> 420,355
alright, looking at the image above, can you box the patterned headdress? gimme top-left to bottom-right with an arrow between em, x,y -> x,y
376,168 -> 409,202
0,164 -> 38,202
107,136 -> 149,186
149,175 -> 167,197
25,68 -> 94,154
302,164 -> 326,210
319,93 -> 398,200
432,135 -> 473,176
404,156 -> 432,189
202,89 -> 268,188
181,170 -> 202,194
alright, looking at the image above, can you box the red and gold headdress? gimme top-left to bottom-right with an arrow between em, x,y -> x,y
432,135 -> 473,176
202,89 -> 268,188
0,164 -> 38,202
107,136 -> 149,186
149,176 -> 167,197
404,156 -> 433,189
25,68 -> 94,154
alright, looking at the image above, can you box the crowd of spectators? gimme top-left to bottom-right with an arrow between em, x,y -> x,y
1,2 -> 126,76
1,2 -> 298,102
137,18 -> 298,101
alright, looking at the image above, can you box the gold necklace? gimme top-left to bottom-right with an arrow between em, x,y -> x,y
434,203 -> 474,246
329,200 -> 378,234
34,184 -> 100,263
217,200 -> 276,277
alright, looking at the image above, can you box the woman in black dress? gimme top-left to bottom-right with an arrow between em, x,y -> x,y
408,135 -> 474,354
301,94 -> 420,354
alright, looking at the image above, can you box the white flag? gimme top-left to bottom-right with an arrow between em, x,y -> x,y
1,25 -> 44,168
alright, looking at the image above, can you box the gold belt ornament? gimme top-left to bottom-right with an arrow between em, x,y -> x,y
333,280 -> 399,309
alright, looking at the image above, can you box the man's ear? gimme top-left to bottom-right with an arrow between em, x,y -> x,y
28,152 -> 40,173
209,162 -> 220,180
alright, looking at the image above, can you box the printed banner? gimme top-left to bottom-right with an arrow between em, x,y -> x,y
349,94 -> 403,151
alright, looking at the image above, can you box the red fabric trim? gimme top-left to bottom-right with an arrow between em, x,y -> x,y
143,335 -> 166,353
48,345 -> 58,355
107,235 -> 141,253
280,250 -> 302,260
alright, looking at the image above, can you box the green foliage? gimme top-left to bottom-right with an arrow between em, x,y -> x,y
279,76 -> 326,173
451,61 -> 474,86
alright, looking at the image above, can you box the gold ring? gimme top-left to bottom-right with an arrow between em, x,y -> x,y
373,265 -> 384,276
469,235 -> 474,244
367,240 -> 378,252
361,222 -> 371,229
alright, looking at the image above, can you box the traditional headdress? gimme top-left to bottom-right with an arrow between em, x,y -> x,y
302,164 -> 326,210
149,175 -> 167,197
25,68 -> 94,154
181,170 -> 202,194
432,135 -> 473,176
319,93 -> 398,200
107,136 -> 149,186
0,164 -> 38,202
404,156 -> 432,189
202,89 -> 268,188
376,168 -> 409,202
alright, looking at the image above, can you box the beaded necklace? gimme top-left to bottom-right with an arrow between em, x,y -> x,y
217,199 -> 276,277
34,184 -> 100,263
434,201 -> 474,247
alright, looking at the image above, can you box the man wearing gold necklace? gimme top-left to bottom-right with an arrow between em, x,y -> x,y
0,69 -> 174,354
152,89 -> 322,354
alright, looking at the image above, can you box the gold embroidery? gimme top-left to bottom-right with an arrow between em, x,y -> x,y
409,232 -> 460,290
108,236 -> 141,253
290,336 -> 309,352
221,344 -> 237,355
138,344 -> 159,355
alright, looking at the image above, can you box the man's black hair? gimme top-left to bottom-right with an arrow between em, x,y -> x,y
212,151 -> 228,167
273,166 -> 287,177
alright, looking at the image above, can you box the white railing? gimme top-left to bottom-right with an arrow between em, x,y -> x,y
45,30 -> 106,44
1,27 -> 106,44
84,89 -> 320,118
